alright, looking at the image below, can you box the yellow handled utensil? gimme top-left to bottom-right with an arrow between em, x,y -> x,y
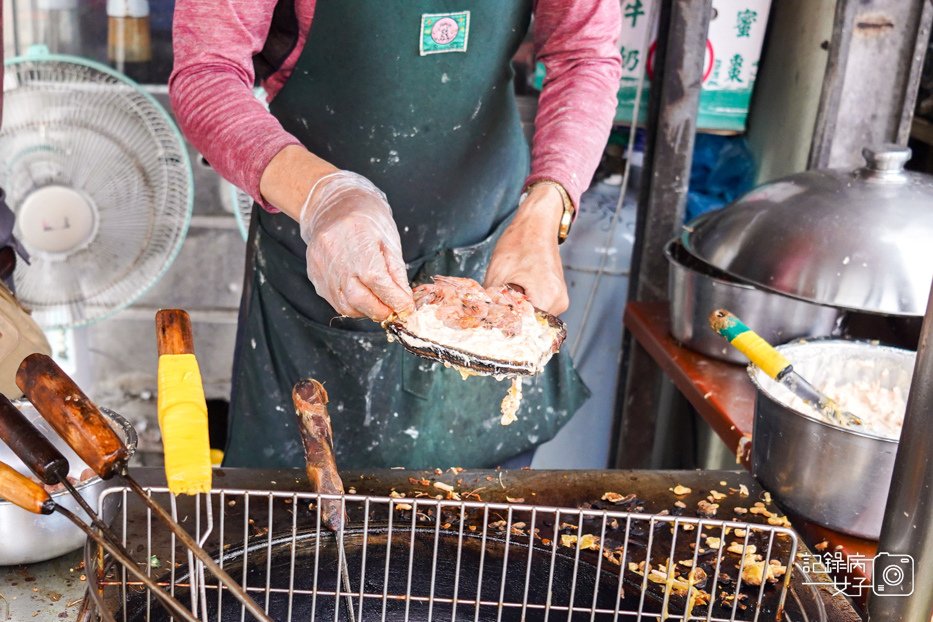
156,309 -> 212,496
708,309 -> 862,428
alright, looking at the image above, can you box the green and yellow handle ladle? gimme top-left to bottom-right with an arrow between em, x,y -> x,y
708,309 -> 862,428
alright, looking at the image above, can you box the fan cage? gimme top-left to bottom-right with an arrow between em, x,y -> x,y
1,50 -> 193,328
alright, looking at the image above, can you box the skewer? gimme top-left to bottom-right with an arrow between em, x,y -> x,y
16,353 -> 274,622
0,460 -> 197,622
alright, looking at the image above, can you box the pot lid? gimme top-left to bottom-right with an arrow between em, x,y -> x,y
682,145 -> 933,317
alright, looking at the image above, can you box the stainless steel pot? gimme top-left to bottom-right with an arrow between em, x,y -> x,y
0,401 -> 137,565
683,145 -> 933,317
748,340 -> 915,539
666,239 -> 842,363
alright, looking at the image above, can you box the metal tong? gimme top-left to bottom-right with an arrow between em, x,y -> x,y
0,395 -> 198,622
0,459 -> 201,622
293,379 -> 356,622
15,353 -> 274,622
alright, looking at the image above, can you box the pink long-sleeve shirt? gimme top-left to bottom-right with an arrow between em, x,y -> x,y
169,1 -> 621,212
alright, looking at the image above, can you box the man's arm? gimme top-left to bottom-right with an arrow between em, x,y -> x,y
169,2 -> 410,317
169,0 -> 335,218
527,0 -> 622,208
484,1 -> 620,314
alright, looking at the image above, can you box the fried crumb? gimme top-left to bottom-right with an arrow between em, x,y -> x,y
740,554 -> 786,586
434,481 -> 455,493
674,500 -> 687,509
734,507 -> 748,515
708,490 -> 727,501
705,537 -> 723,549
505,496 -> 524,503
750,506 -> 773,517
727,542 -> 755,555
814,540 -> 829,552
671,485 -> 692,496
738,484 -> 749,497
697,500 -> 719,517
628,561 -> 647,575
561,534 -> 600,550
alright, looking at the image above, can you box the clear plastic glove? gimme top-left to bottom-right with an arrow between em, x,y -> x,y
300,171 -> 414,320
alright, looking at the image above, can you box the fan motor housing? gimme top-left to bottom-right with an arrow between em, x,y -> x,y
17,185 -> 98,258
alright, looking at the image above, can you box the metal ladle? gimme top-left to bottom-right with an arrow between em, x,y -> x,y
709,309 -> 863,428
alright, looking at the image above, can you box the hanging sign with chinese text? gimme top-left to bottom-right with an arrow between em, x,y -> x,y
535,0 -> 772,133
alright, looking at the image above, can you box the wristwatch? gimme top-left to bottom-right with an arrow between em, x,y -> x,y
523,181 -> 576,244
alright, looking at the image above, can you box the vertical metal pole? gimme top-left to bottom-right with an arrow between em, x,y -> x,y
809,0 -> 933,170
613,0 -> 713,468
868,279 -> 933,622
627,0 -> 712,304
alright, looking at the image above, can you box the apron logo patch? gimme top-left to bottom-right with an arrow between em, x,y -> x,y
420,11 -> 470,56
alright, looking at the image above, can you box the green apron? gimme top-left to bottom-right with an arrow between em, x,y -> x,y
224,0 -> 589,469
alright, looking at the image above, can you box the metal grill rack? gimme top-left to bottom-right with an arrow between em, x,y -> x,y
87,487 -> 800,621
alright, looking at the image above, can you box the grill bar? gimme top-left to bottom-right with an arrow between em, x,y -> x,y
89,488 -> 798,622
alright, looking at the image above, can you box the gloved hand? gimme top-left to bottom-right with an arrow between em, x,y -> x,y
300,171 -> 414,320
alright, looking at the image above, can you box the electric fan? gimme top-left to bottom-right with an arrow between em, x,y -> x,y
0,47 -> 193,328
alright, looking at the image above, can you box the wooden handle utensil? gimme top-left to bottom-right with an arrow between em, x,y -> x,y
0,460 -> 54,514
156,308 -> 194,356
155,309 -> 212,496
16,354 -> 128,479
0,394 -> 69,485
0,459 -> 197,622
293,379 -> 345,531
